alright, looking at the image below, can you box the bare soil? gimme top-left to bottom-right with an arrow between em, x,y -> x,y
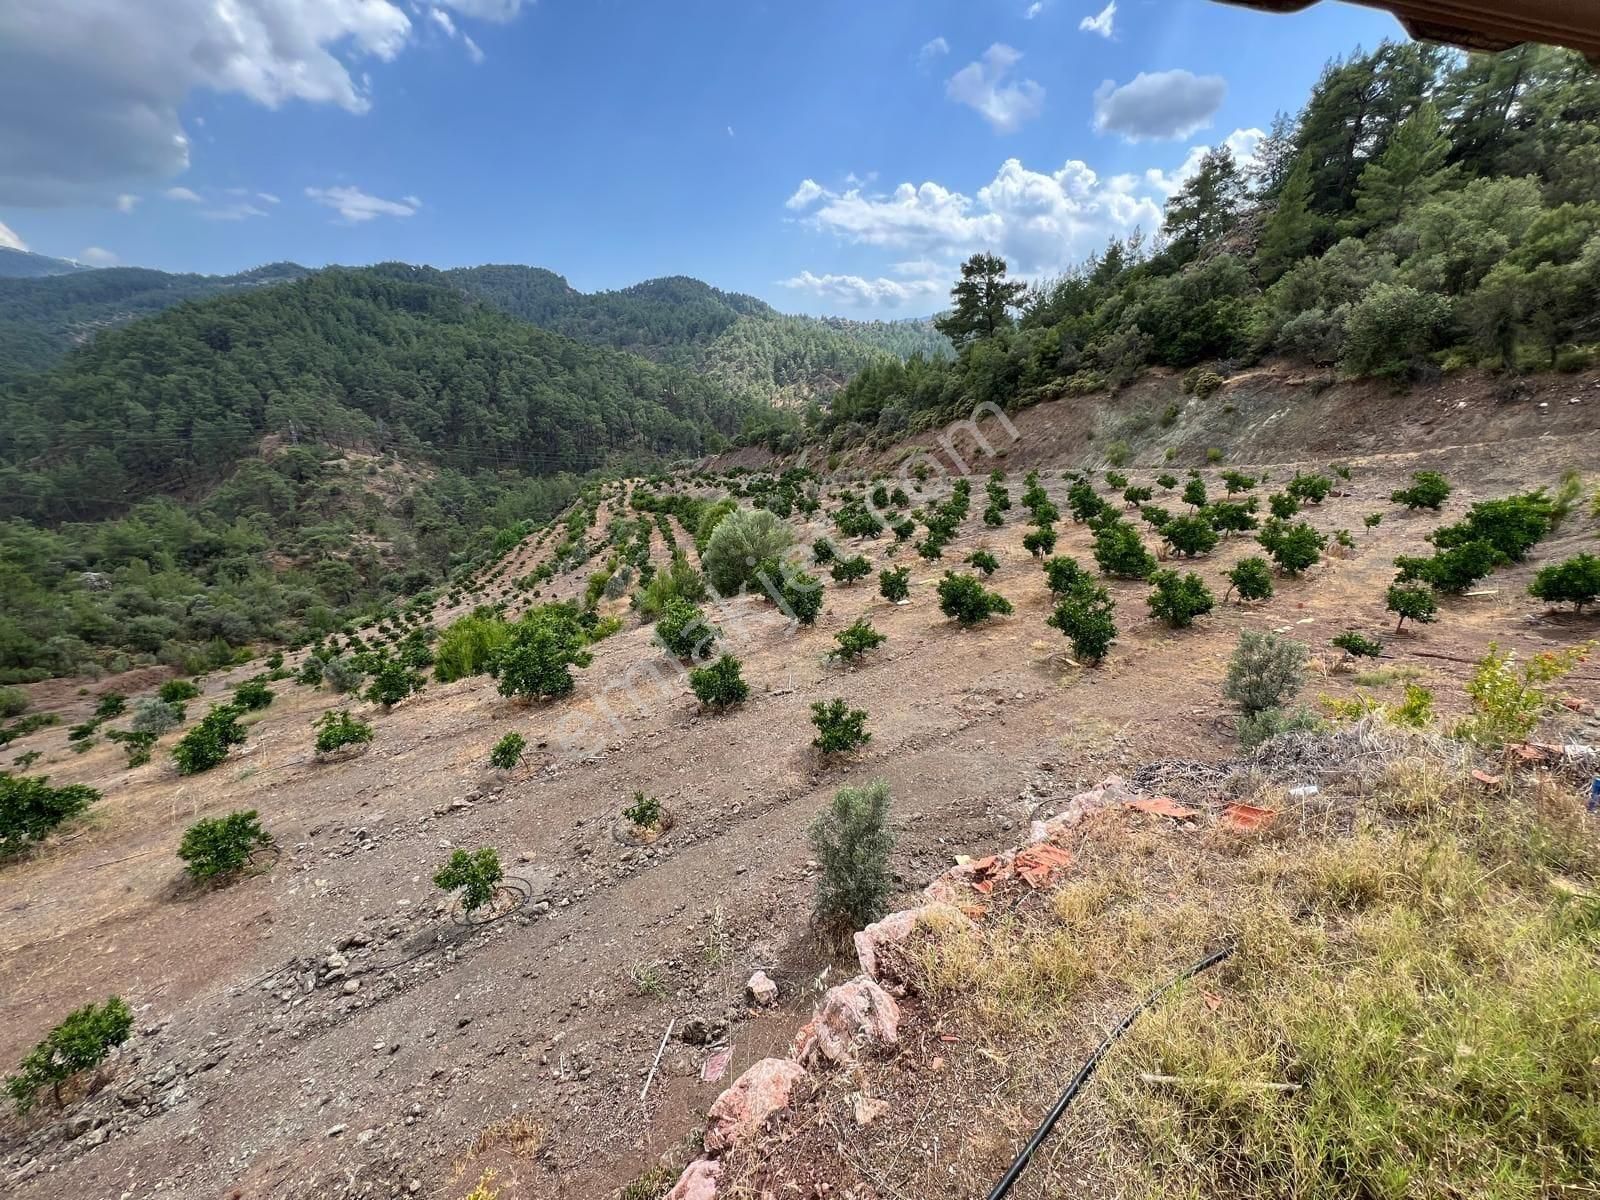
2,368 -> 1597,1199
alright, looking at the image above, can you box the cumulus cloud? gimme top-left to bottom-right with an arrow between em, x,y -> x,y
918,37 -> 950,66
1093,69 -> 1227,142
429,7 -> 458,37
305,185 -> 420,222
1080,1 -> 1116,37
0,0 -> 525,206
1026,3 -> 1047,19
116,193 -> 139,213
78,246 -> 118,266
0,219 -> 28,251
785,179 -> 826,211
783,157 -> 1163,277
165,186 -> 202,202
780,271 -> 945,308
1139,127 -> 1265,196
946,44 -> 1045,133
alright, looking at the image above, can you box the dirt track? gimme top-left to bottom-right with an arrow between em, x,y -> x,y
2,368 -> 1598,1199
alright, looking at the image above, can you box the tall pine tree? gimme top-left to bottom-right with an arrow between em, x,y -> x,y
933,254 -> 1027,348
1256,154 -> 1321,282
1349,101 -> 1455,232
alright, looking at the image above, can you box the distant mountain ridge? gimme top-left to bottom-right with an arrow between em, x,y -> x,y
0,259 -> 951,399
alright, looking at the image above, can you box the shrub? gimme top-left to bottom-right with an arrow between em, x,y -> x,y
808,780 -> 894,942
1043,556 -> 1092,596
1022,528 -> 1058,557
1093,522 -> 1157,580
1259,520 -> 1326,576
635,555 -> 708,622
1182,478 -> 1208,508
1224,631 -> 1307,716
1105,470 -> 1129,491
983,504 -> 1005,527
1529,554 -> 1600,612
623,791 -> 664,831
1364,512 -> 1383,528
320,656 -> 365,694
0,773 -> 100,856
1333,630 -> 1383,661
1192,370 -> 1225,399
1286,473 -> 1332,504
764,562 -> 824,625
158,679 -> 201,704
1395,540 -> 1505,593
966,550 -> 999,577
364,657 -> 424,709
811,698 -> 871,755
0,687 -> 27,719
314,709 -> 374,755
1163,514 -> 1220,558
832,618 -> 887,663
172,705 -> 247,775
1155,473 -> 1178,490
94,693 -> 126,720
1454,643 -> 1585,746
1225,556 -> 1275,602
1268,492 -> 1300,519
489,732 -> 526,770
1047,581 -> 1118,664
1387,584 -> 1439,631
1391,470 -> 1452,510
892,518 -> 915,542
232,678 -> 273,711
1431,492 -> 1553,562
177,810 -> 271,882
5,997 -> 132,1114
879,566 -> 911,602
1221,470 -> 1257,494
1147,570 -> 1216,629
1340,281 -> 1450,381
937,572 -> 1014,627
433,848 -> 503,915
831,555 -> 872,585
655,598 -> 717,662
703,508 -> 795,595
1237,706 -> 1324,751
812,539 -> 837,565
689,654 -> 750,710
130,697 -> 184,737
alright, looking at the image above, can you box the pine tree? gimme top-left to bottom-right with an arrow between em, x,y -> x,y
1256,154 -> 1320,282
933,254 -> 1027,348
1350,102 -> 1454,232
1163,148 -> 1246,259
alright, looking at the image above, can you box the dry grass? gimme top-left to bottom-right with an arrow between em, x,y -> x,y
897,748 -> 1600,1199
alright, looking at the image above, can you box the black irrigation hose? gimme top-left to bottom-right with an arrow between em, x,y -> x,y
987,941 -> 1237,1200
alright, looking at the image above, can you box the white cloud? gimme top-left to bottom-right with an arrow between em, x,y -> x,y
785,179 -> 826,210
78,245 -> 118,266
784,157 -> 1163,277
429,7 -> 457,37
305,184 -> 420,223
918,37 -> 950,66
1140,127 -> 1265,196
115,193 -> 139,213
203,201 -> 270,220
780,271 -> 945,308
257,191 -> 281,204
463,35 -> 485,64
1093,69 -> 1227,142
1079,1 -> 1116,37
165,186 -> 202,202
0,219 -> 27,250
1026,2 -> 1047,18
0,0 -> 528,206
946,45 -> 1045,134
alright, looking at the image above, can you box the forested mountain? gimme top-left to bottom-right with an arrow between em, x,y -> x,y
444,265 -> 951,406
0,262 -> 308,380
820,42 -> 1600,443
0,267 -> 762,678
0,248 -> 90,279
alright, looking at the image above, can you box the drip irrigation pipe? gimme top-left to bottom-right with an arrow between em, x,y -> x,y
986,941 -> 1236,1200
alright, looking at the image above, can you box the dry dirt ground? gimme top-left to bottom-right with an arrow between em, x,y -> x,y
2,369 -> 1598,1200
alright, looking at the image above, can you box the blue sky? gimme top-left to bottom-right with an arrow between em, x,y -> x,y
0,0 -> 1401,315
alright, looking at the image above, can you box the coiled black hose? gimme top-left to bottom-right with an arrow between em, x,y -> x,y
987,941 -> 1237,1200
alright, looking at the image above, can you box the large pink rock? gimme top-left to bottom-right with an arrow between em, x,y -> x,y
703,1058 -> 807,1152
854,902 -> 970,984
793,975 -> 900,1066
665,1158 -> 721,1200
